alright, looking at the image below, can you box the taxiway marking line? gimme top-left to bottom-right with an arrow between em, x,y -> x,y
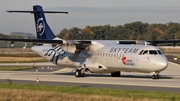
51,68 -> 70,73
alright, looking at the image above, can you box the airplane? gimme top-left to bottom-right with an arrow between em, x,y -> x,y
1,5 -> 180,79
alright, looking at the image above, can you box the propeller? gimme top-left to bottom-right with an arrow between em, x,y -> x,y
58,27 -> 95,59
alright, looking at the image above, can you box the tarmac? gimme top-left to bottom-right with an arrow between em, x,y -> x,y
0,55 -> 179,92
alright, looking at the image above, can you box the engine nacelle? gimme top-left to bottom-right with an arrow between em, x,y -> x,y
61,44 -> 76,53
84,62 -> 108,73
117,40 -> 151,45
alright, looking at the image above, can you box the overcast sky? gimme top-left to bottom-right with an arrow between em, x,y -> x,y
0,0 -> 180,35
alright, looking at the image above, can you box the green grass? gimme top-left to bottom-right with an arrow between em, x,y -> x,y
0,53 -> 41,57
0,83 -> 179,101
0,59 -> 48,63
0,66 -> 36,71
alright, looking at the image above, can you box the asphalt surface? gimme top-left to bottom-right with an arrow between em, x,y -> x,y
0,55 -> 180,92
165,55 -> 180,64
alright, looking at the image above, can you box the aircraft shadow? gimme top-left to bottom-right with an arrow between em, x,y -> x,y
22,67 -> 174,79
53,72 -> 173,79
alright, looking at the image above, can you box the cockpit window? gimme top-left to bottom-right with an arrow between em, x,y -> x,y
140,49 -> 163,55
149,50 -> 158,55
139,50 -> 144,55
143,50 -> 148,55
157,50 -> 163,55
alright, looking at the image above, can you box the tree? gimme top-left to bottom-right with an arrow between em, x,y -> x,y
175,31 -> 180,39
164,22 -> 180,40
57,28 -> 69,39
152,27 -> 163,40
0,33 -> 9,38
81,27 -> 93,40
57,21 -> 180,41
123,21 -> 149,40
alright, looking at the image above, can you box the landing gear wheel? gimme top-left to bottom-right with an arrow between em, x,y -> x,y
152,72 -> 159,79
111,71 -> 121,77
152,75 -> 159,79
75,69 -> 85,77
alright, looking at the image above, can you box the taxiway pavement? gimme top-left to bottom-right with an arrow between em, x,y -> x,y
0,62 -> 180,92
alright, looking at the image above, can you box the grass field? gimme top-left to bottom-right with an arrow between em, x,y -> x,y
0,48 -> 47,63
0,66 -> 36,71
0,56 -> 47,63
0,83 -> 179,101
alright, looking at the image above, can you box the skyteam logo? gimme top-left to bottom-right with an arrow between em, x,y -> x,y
44,45 -> 65,64
36,18 -> 45,36
44,45 -> 65,57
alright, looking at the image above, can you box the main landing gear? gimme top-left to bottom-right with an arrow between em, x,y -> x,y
75,69 -> 85,77
151,72 -> 159,79
75,70 -> 122,77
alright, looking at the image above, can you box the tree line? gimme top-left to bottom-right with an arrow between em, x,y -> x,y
57,21 -> 180,40
1,21 -> 180,41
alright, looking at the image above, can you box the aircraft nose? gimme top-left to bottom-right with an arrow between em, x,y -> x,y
157,58 -> 168,71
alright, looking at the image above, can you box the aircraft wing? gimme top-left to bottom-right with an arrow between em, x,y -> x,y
0,38 -> 93,53
0,38 -> 92,46
147,40 -> 180,46
117,40 -> 180,46
1,38 -> 180,45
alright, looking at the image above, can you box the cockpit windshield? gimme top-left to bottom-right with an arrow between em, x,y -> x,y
149,50 -> 158,55
157,50 -> 163,55
143,50 -> 148,55
139,50 -> 163,55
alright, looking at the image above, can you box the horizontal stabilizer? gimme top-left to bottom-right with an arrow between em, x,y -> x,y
7,10 -> 68,14
0,38 -> 63,44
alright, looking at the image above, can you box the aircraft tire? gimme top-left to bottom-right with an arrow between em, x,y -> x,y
81,73 -> 85,77
75,70 -> 81,77
156,75 -> 159,79
75,69 -> 85,77
152,75 -> 159,79
111,71 -> 121,77
152,75 -> 155,79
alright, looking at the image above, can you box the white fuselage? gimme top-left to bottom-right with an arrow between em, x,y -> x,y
31,41 -> 168,74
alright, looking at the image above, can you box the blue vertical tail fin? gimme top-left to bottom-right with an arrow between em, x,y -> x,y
7,5 -> 68,40
33,5 -> 56,40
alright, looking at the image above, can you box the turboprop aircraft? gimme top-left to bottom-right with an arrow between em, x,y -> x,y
1,5 -> 180,79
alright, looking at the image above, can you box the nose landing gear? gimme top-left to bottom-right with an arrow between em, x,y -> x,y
151,72 -> 159,79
